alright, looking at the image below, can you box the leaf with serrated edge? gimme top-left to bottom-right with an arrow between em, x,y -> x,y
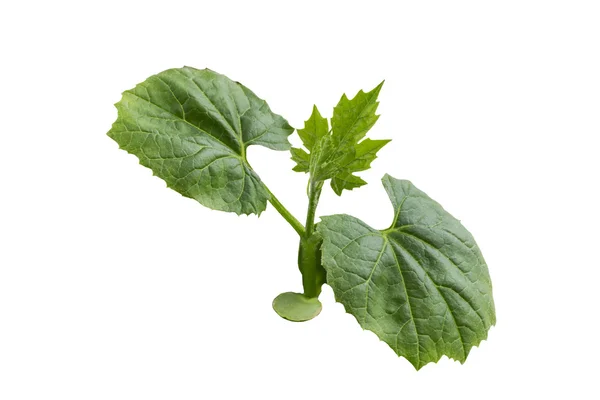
290,82 -> 389,195
331,81 -> 383,148
297,105 -> 329,151
330,172 -> 367,195
107,67 -> 293,215
290,147 -> 310,172
318,175 -> 495,369
345,138 -> 391,172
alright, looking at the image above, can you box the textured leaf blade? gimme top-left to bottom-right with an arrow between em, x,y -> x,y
318,175 -> 495,369
107,67 -> 293,215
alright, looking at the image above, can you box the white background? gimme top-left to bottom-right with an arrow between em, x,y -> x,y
1,1 -> 599,399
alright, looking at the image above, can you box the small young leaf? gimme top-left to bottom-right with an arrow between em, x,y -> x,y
290,147 -> 310,172
291,83 -> 389,195
330,172 -> 367,195
107,67 -> 294,215
318,175 -> 496,369
346,138 -> 391,172
331,81 -> 384,149
297,105 -> 329,151
291,105 -> 329,173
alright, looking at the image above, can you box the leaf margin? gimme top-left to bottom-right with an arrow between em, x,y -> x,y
317,174 -> 496,369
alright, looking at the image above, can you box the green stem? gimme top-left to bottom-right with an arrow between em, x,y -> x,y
298,234 -> 324,298
299,179 -> 325,298
304,180 -> 323,238
265,187 -> 305,237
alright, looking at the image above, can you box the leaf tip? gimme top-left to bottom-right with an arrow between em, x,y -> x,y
381,173 -> 394,184
369,80 -> 385,96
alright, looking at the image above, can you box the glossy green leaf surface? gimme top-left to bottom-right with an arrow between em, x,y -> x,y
291,83 -> 390,195
107,67 -> 294,215
318,175 -> 495,369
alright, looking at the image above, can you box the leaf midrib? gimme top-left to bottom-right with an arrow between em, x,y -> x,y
385,236 -> 421,367
124,91 -> 243,159
386,235 -> 467,360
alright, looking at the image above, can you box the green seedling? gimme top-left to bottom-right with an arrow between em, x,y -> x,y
108,67 -> 495,369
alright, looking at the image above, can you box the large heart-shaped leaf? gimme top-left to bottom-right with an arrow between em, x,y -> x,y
318,175 -> 495,369
107,67 -> 293,215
